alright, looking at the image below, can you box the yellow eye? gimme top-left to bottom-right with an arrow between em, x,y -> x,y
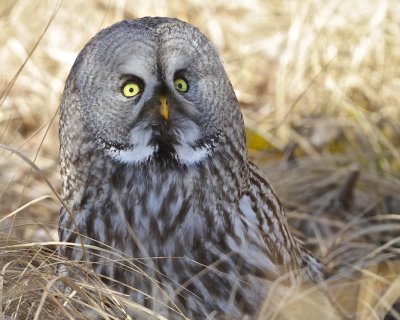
174,78 -> 188,92
123,82 -> 141,97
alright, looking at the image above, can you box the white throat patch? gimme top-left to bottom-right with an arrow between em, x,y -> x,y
108,144 -> 211,165
105,117 -> 215,165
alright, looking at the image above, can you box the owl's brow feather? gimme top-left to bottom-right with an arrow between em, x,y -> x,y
158,25 -> 214,76
126,21 -> 212,81
170,47 -> 210,75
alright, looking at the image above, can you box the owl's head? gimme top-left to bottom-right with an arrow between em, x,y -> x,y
61,17 -> 246,166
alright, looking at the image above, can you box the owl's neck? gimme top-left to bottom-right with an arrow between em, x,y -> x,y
61,138 -> 248,255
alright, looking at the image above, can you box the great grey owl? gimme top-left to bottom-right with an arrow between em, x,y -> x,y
59,17 -> 322,319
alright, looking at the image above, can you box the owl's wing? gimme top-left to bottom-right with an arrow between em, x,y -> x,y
242,162 -> 325,281
239,162 -> 303,269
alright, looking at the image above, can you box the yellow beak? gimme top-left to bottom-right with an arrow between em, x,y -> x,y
160,96 -> 169,121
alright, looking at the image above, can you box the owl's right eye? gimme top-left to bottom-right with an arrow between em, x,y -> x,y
122,82 -> 141,97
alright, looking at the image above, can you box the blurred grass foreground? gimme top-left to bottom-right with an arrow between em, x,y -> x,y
0,0 -> 399,319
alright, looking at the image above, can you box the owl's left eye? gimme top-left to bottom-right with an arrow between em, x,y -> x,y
122,82 -> 141,97
174,78 -> 188,93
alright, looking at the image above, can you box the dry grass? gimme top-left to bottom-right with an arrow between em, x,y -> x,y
0,0 -> 399,319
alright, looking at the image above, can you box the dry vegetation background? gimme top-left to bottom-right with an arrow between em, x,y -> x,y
0,0 -> 399,319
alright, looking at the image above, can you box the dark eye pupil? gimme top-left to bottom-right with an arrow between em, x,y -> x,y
178,83 -> 182,89
129,88 -> 134,92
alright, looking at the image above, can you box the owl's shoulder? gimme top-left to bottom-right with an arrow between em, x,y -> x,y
246,161 -> 277,193
241,161 -> 282,211
238,161 -> 285,234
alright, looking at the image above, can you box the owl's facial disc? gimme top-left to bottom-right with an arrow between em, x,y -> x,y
77,21 -> 229,166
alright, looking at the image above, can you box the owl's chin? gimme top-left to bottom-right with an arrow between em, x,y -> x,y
103,124 -> 219,165
106,142 -> 211,166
